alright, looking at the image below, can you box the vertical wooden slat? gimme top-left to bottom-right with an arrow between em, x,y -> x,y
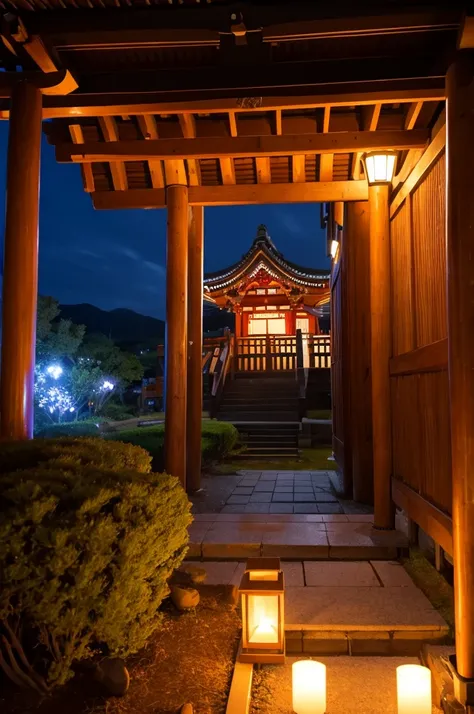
98,116 -> 128,190
319,107 -> 333,181
69,124 -> 95,192
136,114 -> 164,188
178,113 -> 200,186
390,198 -> 415,355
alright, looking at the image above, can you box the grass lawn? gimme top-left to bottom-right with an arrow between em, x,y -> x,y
214,446 -> 334,474
402,547 -> 454,636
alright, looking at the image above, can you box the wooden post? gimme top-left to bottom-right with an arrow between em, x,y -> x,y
165,184 -> 188,487
346,201 -> 373,503
369,183 -> 394,529
0,82 -> 42,441
446,53 -> 474,680
186,205 -> 204,493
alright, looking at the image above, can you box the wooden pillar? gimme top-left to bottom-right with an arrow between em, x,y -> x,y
446,53 -> 474,680
369,183 -> 394,529
346,201 -> 373,503
235,310 -> 242,339
0,82 -> 42,441
165,185 -> 188,487
186,205 -> 204,493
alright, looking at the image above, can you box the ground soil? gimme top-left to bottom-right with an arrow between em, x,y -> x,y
1,594 -> 241,714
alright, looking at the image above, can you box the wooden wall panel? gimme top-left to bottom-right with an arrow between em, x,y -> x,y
412,154 -> 447,347
390,199 -> 414,356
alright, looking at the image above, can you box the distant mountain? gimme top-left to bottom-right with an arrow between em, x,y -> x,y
59,303 -> 165,346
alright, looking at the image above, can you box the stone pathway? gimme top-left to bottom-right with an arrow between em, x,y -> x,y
222,470 -> 347,514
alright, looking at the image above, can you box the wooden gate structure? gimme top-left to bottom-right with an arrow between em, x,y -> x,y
2,1 -> 474,692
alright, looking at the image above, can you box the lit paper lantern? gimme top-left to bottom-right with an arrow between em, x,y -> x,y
363,151 -> 397,185
396,664 -> 432,714
238,557 -> 285,663
292,660 -> 326,714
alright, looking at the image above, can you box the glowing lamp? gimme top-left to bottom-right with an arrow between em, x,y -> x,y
292,660 -> 326,714
396,664 -> 432,714
363,151 -> 397,185
330,239 -> 339,261
238,557 -> 285,664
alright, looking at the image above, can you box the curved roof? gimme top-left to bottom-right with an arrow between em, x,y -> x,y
204,225 -> 330,293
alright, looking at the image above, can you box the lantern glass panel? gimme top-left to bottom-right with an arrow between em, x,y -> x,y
247,594 -> 279,644
365,152 -> 397,184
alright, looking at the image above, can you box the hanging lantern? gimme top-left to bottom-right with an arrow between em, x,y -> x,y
363,151 -> 397,185
238,557 -> 285,663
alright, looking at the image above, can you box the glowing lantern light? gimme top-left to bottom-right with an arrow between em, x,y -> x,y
238,557 -> 285,663
363,151 -> 397,185
330,239 -> 339,261
292,660 -> 326,714
396,664 -> 432,714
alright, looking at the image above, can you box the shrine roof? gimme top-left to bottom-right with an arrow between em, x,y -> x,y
204,224 -> 330,293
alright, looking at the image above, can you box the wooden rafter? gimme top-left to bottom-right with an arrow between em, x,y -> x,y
228,111 -> 238,137
137,113 -> 164,189
69,124 -> 95,193
351,103 -> 382,179
319,106 -> 333,181
255,157 -> 271,184
275,109 -> 282,136
392,100 -> 425,189
92,179 -> 369,210
178,113 -> 199,186
57,129 -> 429,164
292,155 -> 306,183
98,116 -> 127,191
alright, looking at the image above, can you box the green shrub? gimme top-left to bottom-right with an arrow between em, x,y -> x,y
0,437 -> 152,476
99,402 -> 135,421
0,460 -> 191,688
104,420 -> 238,468
35,420 -> 102,439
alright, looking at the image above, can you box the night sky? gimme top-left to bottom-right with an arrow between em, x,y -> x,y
0,121 -> 329,320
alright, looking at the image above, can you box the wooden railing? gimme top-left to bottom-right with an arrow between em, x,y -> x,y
235,334 -> 331,372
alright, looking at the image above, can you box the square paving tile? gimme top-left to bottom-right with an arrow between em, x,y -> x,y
293,494 -> 316,503
180,560 -> 239,585
221,505 -> 247,514
282,561 -> 305,587
244,503 -> 271,514
313,493 -> 339,502
250,492 -> 273,503
262,525 -> 329,558
274,486 -> 293,493
261,474 -> 277,481
294,487 -> 314,494
240,479 -> 259,487
233,487 -> 254,496
304,561 -> 380,587
285,586 -> 448,631
227,495 -> 250,505
269,504 -> 294,514
294,504 -> 320,514
318,504 -> 344,514
372,561 -> 416,588
254,482 -> 275,492
272,493 -> 294,502
188,522 -> 211,542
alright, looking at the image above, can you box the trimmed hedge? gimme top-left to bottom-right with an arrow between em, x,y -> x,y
105,420 -> 238,469
0,436 -> 152,475
0,439 -> 191,689
35,420 -> 102,439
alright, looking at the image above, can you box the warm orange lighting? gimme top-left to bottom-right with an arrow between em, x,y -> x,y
330,239 -> 339,260
239,557 -> 285,663
363,151 -> 397,185
292,660 -> 326,714
396,664 -> 432,714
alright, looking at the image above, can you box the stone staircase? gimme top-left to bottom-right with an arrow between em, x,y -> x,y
216,373 -> 300,457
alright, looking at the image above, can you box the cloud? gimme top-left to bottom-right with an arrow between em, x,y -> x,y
77,248 -> 102,259
117,247 -> 141,261
143,260 -> 165,277
276,210 -> 305,236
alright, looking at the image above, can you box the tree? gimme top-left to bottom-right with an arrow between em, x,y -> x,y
80,334 -> 144,400
36,296 -> 85,361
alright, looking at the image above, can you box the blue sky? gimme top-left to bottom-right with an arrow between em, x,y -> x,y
0,122 -> 329,319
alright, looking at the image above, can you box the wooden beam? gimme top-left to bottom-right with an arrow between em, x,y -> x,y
137,113 -> 164,189
351,103 -> 381,179
458,15 -> 474,50
390,124 -> 446,218
389,339 -> 448,376
219,157 -> 236,185
229,111 -> 238,137
69,125 -> 95,193
178,113 -> 199,186
404,101 -> 424,130
58,129 -> 430,164
255,157 -> 271,183
391,478 -> 453,556
391,101 -> 425,189
292,155 -> 306,183
0,69 -> 77,98
92,180 -> 369,210
164,160 -> 187,186
98,117 -> 127,191
4,83 -> 444,121
275,109 -> 282,135
319,106 -> 334,181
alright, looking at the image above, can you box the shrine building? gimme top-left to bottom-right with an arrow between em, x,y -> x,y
204,225 -> 330,339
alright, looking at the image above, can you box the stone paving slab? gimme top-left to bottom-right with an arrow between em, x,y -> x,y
372,560 -> 417,587
285,586 -> 449,631
304,561 -> 381,587
252,657 -> 442,714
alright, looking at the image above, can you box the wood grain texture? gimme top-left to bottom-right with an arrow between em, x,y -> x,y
390,198 -> 415,355
390,339 -> 448,376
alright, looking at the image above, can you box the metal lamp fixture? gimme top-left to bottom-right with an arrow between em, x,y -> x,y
363,150 -> 397,185
238,557 -> 285,664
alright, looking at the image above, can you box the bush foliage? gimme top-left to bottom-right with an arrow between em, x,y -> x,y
105,420 -> 238,468
35,420 -> 103,439
0,438 -> 191,688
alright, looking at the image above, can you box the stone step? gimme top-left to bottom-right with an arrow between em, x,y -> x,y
188,517 -> 408,561
178,558 -> 449,657
219,412 -> 299,421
